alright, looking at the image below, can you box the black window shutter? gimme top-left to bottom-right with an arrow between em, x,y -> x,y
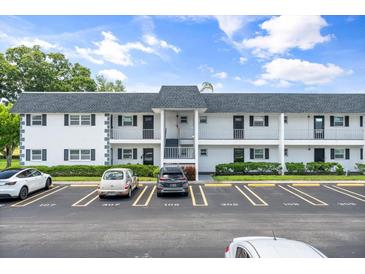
42,114 -> 47,126
345,116 -> 349,127
26,114 -> 31,126
249,116 -> 254,126
42,149 -> 47,161
330,148 -> 335,159
26,149 -> 30,161
360,148 -> 363,160
133,148 -> 137,159
265,148 -> 269,159
250,148 -> 254,159
91,149 -> 95,161
118,115 -> 123,126
91,114 -> 96,126
264,116 -> 269,127
64,149 -> 69,161
133,115 -> 137,126
64,114 -> 69,126
345,148 -> 350,160
330,116 -> 334,127
118,148 -> 122,159
360,116 -> 363,127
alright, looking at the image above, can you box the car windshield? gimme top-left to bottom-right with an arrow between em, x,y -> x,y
162,172 -> 183,179
0,169 -> 20,179
103,171 -> 124,180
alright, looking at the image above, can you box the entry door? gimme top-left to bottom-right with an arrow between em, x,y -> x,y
233,116 -> 244,139
314,116 -> 325,139
314,148 -> 325,162
143,115 -> 154,139
143,148 -> 154,165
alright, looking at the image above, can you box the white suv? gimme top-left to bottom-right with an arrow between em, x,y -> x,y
0,168 -> 52,200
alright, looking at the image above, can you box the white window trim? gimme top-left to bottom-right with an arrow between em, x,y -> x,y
254,148 -> 264,159
69,149 -> 92,161
333,116 -> 345,127
31,149 -> 42,161
122,116 -> 133,126
334,148 -> 345,159
31,115 -> 42,126
253,116 -> 265,127
69,114 -> 91,126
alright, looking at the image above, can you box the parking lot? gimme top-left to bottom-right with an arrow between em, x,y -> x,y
1,182 -> 365,257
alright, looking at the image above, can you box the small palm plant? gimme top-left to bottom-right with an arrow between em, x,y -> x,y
200,82 -> 214,92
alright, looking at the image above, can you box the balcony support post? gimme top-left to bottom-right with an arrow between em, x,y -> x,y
194,109 -> 199,181
363,126 -> 365,164
279,113 -> 285,175
160,109 -> 165,168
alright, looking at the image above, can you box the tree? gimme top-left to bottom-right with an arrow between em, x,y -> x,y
200,81 -> 214,92
95,74 -> 126,92
0,103 -> 20,168
1,45 -> 97,102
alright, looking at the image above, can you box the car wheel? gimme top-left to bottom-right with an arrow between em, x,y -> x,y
18,186 -> 28,200
157,192 -> 162,197
99,195 -> 106,199
183,192 -> 189,197
44,178 -> 52,190
127,187 -> 132,198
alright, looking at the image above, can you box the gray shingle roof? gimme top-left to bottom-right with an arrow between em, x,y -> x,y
11,86 -> 365,114
151,85 -> 207,109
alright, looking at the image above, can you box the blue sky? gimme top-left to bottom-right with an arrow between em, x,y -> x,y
0,15 -> 364,93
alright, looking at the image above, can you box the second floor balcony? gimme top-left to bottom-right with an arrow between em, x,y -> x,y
285,128 -> 364,140
199,128 -> 279,140
111,128 -> 160,140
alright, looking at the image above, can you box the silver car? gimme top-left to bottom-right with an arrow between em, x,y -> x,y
225,236 -> 327,258
98,168 -> 138,198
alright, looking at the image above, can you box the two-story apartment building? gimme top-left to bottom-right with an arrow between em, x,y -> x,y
12,86 -> 365,180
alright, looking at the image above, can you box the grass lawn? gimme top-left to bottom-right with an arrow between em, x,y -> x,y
0,159 -> 20,170
213,175 -> 365,181
52,176 -> 156,182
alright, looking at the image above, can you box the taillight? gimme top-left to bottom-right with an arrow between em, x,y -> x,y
5,181 -> 17,185
159,177 -> 167,181
225,244 -> 230,253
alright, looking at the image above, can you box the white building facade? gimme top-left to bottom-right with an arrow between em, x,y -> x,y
12,86 -> 365,180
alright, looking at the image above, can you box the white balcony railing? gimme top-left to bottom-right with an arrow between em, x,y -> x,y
164,147 -> 195,159
199,128 -> 279,140
285,128 -> 364,140
111,128 -> 160,140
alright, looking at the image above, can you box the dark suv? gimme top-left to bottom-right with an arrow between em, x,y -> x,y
156,166 -> 189,197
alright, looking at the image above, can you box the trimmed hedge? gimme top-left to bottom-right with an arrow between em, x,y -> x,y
285,162 -> 306,175
215,162 -> 281,175
356,163 -> 365,174
306,162 -> 344,175
28,164 -> 159,177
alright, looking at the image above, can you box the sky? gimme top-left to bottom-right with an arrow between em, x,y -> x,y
0,15 -> 364,93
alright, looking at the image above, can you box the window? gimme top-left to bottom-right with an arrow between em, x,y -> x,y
334,148 -> 345,159
284,148 -> 288,157
29,169 -> 41,177
334,116 -> 344,127
180,116 -> 188,123
69,149 -> 91,161
200,116 -> 207,124
69,114 -> 91,126
123,149 -> 133,159
235,247 -> 251,258
80,115 -> 91,125
31,149 -> 42,161
103,171 -> 124,180
17,169 -> 32,179
31,115 -> 42,126
234,148 -> 245,162
284,116 -> 288,124
200,148 -> 208,156
253,116 -> 265,126
70,115 -> 80,126
123,116 -> 133,126
254,148 -> 264,159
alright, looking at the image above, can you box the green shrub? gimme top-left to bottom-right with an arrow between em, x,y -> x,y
215,162 -> 281,175
305,162 -> 344,175
285,162 -> 305,175
28,164 -> 158,177
356,163 -> 365,174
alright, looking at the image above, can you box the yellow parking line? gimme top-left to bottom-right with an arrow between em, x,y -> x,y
199,186 -> 208,206
336,183 -> 365,187
244,186 -> 268,206
204,183 -> 232,187
132,186 -> 148,206
189,186 -> 197,206
11,186 -> 68,207
234,185 -> 268,206
143,186 -> 156,207
279,185 -> 327,206
292,183 -> 320,187
71,189 -> 98,207
190,186 -> 208,206
247,183 -> 275,187
324,185 -> 365,202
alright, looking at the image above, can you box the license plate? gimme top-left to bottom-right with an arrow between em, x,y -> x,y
170,184 -> 177,187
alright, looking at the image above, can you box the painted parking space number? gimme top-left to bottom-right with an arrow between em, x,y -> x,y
283,202 -> 300,206
39,203 -> 56,207
337,202 -> 356,206
102,203 -> 120,207
221,203 -> 239,207
164,203 -> 180,207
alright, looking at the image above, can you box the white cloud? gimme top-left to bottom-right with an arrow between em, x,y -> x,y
215,82 -> 224,89
239,56 -> 247,64
75,46 -> 103,64
234,76 -> 241,81
143,34 -> 181,53
0,31 -> 58,50
214,16 -> 251,38
198,64 -> 214,73
253,58 -> 347,86
213,71 -> 228,79
98,69 -> 127,81
240,16 -> 331,57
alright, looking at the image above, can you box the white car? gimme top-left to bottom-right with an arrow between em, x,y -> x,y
0,168 -> 52,200
225,236 -> 327,258
98,168 -> 139,198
